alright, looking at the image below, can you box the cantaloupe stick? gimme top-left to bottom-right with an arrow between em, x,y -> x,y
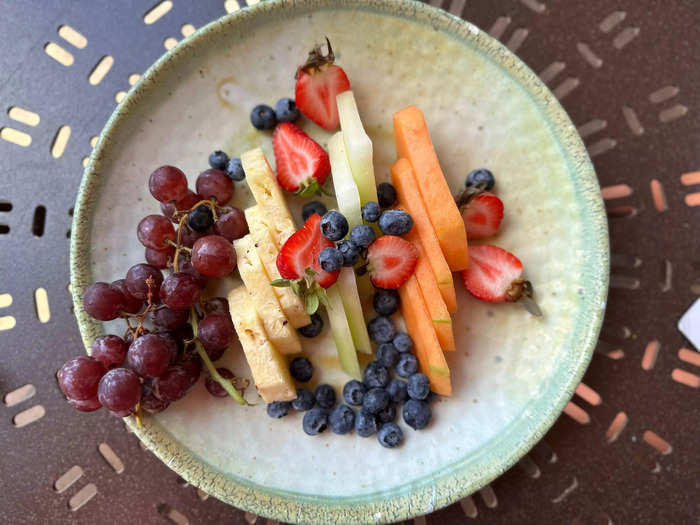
409,237 -> 455,351
227,286 -> 296,403
393,106 -> 469,271
391,158 -> 457,313
398,275 -> 452,396
244,206 -> 310,328
234,235 -> 302,355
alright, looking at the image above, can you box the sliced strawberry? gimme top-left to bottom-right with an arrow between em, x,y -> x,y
276,213 -> 339,288
462,192 -> 504,239
273,123 -> 331,197
367,236 -> 418,289
295,38 -> 350,131
460,245 -> 526,303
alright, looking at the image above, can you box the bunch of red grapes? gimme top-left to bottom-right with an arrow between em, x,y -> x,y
59,165 -> 251,418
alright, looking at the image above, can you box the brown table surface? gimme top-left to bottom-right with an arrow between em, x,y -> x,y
1,0 -> 698,523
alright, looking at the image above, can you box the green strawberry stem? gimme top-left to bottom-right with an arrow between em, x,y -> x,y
190,307 -> 247,405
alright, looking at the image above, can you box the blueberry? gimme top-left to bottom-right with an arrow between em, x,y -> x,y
355,408 -> 378,437
386,378 -> 409,404
377,182 -> 397,208
274,97 -> 300,123
302,408 -> 328,435
407,373 -> 430,400
209,150 -> 229,170
395,353 -> 418,378
465,168 -> 495,190
403,399 -> 432,429
314,384 -> 336,409
376,343 -> 399,368
367,316 -> 396,344
289,357 -> 313,382
298,313 -> 323,338
342,380 -> 366,406
349,224 -> 376,249
361,201 -> 381,222
337,240 -> 360,267
318,246 -> 343,272
187,204 -> 214,232
363,361 -> 390,388
320,211 -> 349,241
225,157 -> 245,181
328,404 -> 355,434
373,289 -> 399,316
377,422 -> 404,448
393,332 -> 413,353
266,401 -> 291,418
250,104 -> 277,130
302,200 -> 327,221
376,403 -> 396,424
378,210 -> 414,236
292,388 -> 315,411
362,387 -> 390,414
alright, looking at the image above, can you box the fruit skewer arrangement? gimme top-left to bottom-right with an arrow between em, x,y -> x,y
62,39 -> 540,449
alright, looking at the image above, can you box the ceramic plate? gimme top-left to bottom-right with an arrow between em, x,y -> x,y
71,1 -> 609,522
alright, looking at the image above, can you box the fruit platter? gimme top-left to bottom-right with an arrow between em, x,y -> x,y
69,1 -> 608,522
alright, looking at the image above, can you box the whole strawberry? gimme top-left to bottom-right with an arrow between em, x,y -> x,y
295,38 -> 351,131
273,122 -> 331,197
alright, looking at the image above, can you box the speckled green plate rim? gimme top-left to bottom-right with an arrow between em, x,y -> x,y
70,0 -> 609,522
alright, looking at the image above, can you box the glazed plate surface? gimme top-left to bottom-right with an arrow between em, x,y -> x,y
71,1 -> 608,522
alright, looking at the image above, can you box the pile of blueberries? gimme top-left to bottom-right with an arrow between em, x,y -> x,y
267,288 -> 434,449
301,182 -> 413,274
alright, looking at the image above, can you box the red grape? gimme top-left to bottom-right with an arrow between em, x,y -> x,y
155,332 -> 179,363
67,396 -> 102,412
205,368 -> 235,398
58,356 -> 106,400
124,328 -> 149,346
153,365 -> 190,402
149,165 -> 188,203
161,190 -> 201,223
109,409 -> 133,417
191,235 -> 236,277
160,272 -> 201,310
83,282 -> 125,321
196,169 -> 234,204
110,279 -> 143,313
198,314 -> 234,355
204,297 -> 229,316
125,263 -> 163,301
214,207 -> 249,242
150,306 -> 189,331
91,335 -> 128,369
178,259 -> 207,287
141,383 -> 169,413
98,368 -> 141,412
137,215 -> 176,251
179,353 -> 202,387
180,224 -> 207,248
127,333 -> 171,378
145,247 -> 173,269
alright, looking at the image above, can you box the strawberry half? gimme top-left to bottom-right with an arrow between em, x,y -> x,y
276,214 -> 339,289
295,38 -> 350,131
461,192 -> 504,239
273,122 -> 331,197
366,236 -> 418,289
460,245 -> 541,315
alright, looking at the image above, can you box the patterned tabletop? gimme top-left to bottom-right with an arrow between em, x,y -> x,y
0,0 -> 698,523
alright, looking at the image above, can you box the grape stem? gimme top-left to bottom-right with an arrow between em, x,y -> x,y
189,307 -> 247,405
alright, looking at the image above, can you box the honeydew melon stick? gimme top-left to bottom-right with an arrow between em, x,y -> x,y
325,284 -> 362,379
328,131 -> 372,354
336,91 -> 378,205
